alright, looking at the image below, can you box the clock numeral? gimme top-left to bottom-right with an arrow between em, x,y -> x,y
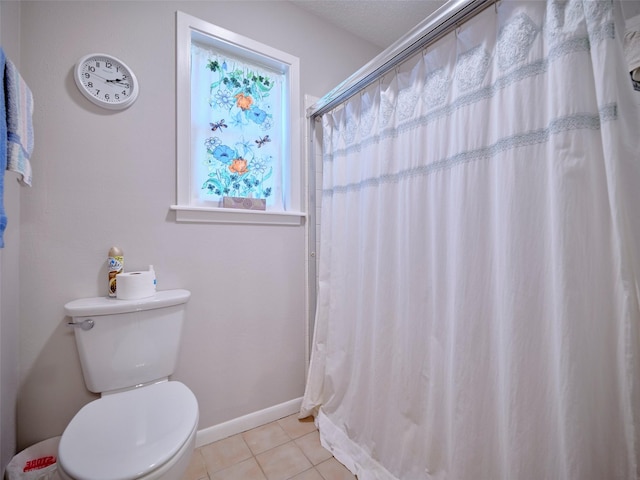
115,94 -> 120,100
122,90 -> 127,96
105,94 -> 110,100
106,61 -> 113,69
84,73 -> 90,79
88,66 -> 95,72
87,82 -> 93,88
94,89 -> 100,96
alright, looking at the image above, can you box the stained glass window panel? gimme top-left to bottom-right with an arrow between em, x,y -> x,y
191,42 -> 284,208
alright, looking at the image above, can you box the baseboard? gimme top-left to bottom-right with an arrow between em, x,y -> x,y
195,397 -> 303,447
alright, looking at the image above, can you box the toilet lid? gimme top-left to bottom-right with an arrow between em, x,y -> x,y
59,381 -> 198,480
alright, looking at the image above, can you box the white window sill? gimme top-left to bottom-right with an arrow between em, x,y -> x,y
170,205 -> 306,225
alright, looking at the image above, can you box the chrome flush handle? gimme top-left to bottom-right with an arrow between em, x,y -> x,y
67,319 -> 95,331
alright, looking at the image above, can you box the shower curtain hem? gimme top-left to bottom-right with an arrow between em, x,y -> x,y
316,409 -> 398,480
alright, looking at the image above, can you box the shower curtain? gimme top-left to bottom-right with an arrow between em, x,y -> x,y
302,1 -> 640,479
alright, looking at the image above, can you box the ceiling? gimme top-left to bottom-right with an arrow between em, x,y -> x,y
290,0 -> 447,49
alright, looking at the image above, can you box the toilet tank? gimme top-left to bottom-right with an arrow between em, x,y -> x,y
64,289 -> 191,394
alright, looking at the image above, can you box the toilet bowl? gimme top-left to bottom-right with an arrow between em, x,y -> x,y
60,290 -> 198,480
58,381 -> 198,480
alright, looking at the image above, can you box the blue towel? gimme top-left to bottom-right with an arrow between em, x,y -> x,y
5,56 -> 33,186
0,48 -> 7,248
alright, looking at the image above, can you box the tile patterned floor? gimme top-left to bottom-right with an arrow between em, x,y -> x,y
181,414 -> 357,480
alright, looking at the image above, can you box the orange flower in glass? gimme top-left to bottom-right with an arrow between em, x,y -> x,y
229,158 -> 249,175
235,93 -> 253,111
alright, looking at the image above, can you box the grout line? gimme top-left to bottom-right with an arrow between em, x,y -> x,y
194,415 -> 333,480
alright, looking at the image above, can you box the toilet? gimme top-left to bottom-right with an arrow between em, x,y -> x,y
59,289 -> 199,480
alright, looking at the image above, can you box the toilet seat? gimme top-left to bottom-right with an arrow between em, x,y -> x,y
58,381 -> 198,480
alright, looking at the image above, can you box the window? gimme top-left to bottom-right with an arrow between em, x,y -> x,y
173,12 -> 304,225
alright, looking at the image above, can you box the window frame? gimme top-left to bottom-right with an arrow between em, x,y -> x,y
173,11 -> 305,225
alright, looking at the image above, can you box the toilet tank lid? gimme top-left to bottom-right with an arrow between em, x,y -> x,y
64,289 -> 191,317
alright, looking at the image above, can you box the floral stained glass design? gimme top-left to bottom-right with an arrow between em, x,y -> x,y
191,43 -> 283,206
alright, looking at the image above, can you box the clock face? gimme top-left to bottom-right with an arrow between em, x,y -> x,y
74,54 -> 139,110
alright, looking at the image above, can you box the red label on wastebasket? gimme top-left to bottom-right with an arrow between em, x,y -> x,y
23,456 -> 56,472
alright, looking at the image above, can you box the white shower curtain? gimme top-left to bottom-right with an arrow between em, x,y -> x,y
302,1 -> 640,479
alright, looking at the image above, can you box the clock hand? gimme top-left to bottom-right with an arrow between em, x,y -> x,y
90,73 -> 110,82
106,78 -> 130,87
89,73 -> 127,87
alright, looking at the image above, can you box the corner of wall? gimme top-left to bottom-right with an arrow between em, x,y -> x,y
0,0 -> 22,474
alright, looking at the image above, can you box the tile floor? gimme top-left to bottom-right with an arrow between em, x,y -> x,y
181,414 -> 357,480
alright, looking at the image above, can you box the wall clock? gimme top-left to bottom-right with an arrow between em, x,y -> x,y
74,53 -> 139,110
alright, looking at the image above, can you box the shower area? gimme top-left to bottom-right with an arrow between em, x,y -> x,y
303,0 -> 640,479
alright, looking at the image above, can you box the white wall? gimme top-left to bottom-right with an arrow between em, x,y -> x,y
0,0 -> 23,472
622,1 -> 640,20
14,0 -> 380,451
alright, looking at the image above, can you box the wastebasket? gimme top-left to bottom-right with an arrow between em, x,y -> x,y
5,437 -> 60,480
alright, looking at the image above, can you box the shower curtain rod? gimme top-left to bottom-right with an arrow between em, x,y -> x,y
307,0 -> 495,118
